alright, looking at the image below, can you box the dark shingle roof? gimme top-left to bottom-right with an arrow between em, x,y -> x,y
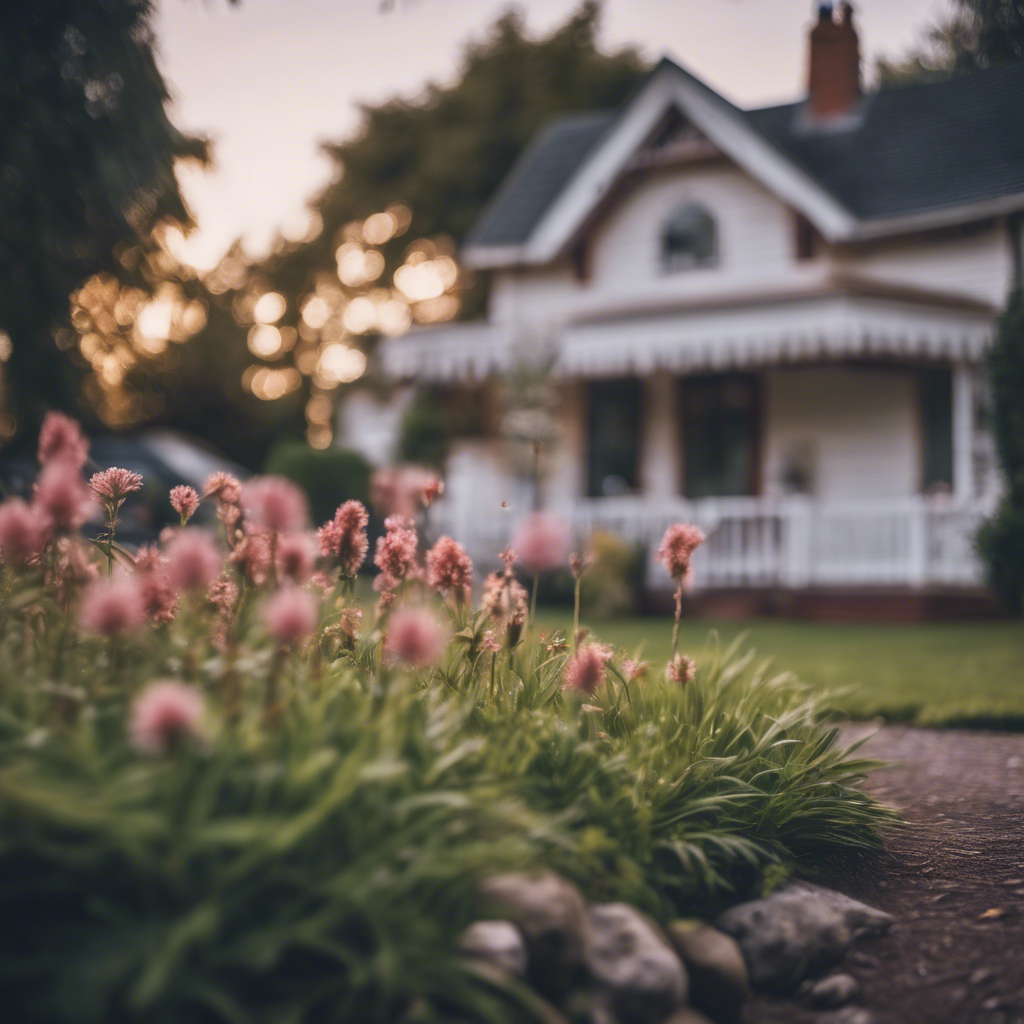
465,62 -> 1024,251
747,62 -> 1024,219
464,112 -> 614,249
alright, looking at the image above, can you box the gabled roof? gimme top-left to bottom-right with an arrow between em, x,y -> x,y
464,58 -> 1024,268
464,112 -> 614,251
747,63 -> 1024,221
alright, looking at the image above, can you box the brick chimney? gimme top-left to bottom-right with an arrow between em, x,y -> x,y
807,2 -> 861,121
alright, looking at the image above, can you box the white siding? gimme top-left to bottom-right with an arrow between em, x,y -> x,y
762,365 -> 921,500
485,165 -> 1014,332
835,223 -> 1013,309
589,163 -> 794,289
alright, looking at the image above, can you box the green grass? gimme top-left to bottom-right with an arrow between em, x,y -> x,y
539,612 -> 1024,729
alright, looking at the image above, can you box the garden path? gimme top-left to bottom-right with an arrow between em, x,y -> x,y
748,725 -> 1024,1024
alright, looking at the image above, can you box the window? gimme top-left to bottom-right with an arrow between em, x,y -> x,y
586,379 -> 641,498
921,367 -> 953,492
661,202 -> 716,272
681,375 -> 759,498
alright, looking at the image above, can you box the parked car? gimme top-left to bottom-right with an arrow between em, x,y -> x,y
0,430 -> 250,548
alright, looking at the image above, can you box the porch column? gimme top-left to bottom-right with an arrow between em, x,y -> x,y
641,373 -> 680,497
953,363 -> 975,502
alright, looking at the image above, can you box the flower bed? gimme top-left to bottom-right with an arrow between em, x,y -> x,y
0,415 -> 894,1023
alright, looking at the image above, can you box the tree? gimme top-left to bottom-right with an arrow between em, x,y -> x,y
977,288 -> 1024,613
877,0 -> 1024,87
255,1 -> 650,445
0,0 -> 209,437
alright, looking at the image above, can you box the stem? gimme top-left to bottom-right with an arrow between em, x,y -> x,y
671,581 -> 683,658
489,652 -> 496,697
530,571 -> 539,625
573,576 -> 581,652
264,646 -> 286,730
107,516 -> 116,578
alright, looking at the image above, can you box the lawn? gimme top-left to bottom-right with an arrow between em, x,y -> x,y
538,611 -> 1024,729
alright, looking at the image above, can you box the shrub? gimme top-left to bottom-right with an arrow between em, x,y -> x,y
979,288 -> 1024,612
579,530 -> 643,617
264,442 -> 371,526
0,414 -> 895,1023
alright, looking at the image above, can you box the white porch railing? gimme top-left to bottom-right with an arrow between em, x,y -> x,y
440,495 -> 994,590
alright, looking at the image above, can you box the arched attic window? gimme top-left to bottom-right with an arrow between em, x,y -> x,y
661,202 -> 717,272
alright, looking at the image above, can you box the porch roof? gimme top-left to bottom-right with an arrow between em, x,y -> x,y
379,278 -> 995,382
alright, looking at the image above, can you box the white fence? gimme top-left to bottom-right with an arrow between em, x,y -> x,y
441,494 -> 993,590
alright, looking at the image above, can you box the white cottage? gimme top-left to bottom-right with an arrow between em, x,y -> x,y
373,3 -> 1024,614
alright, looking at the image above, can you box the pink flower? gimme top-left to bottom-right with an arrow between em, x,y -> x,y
275,532 -> 316,583
425,536 -> 473,601
421,475 -> 444,507
45,537 -> 98,608
481,570 -> 528,626
657,523 -> 705,580
38,412 -> 89,470
89,467 -> 144,508
373,515 -> 419,592
318,499 -> 369,576
385,606 -> 445,668
569,549 -> 594,580
263,584 -> 319,643
242,476 -> 308,534
169,485 -> 200,523
562,643 -> 613,695
512,512 -> 570,572
208,576 -> 239,649
622,659 -> 650,682
207,575 -> 239,615
667,653 -> 696,685
165,530 -> 222,592
203,471 -> 242,505
129,681 -> 206,756
370,465 -> 443,519
229,529 -> 272,585
33,462 -> 96,531
133,544 -> 165,575
139,573 -> 178,625
0,497 -> 49,564
78,576 -> 146,635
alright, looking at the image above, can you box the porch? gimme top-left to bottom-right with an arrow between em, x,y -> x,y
573,493 -> 993,591
439,488 -> 994,593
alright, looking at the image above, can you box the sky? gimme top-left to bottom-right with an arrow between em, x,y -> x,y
154,0 -> 950,269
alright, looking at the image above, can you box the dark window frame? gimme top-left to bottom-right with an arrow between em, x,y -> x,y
679,373 -> 762,499
661,202 -> 717,273
585,378 -> 643,499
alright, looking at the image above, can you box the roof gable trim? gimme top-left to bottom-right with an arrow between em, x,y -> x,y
464,61 -> 859,269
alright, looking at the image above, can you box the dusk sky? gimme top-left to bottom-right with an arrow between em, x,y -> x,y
154,0 -> 949,269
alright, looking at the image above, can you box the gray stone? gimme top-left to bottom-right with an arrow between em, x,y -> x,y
662,1011 -> 716,1024
458,920 -> 527,978
714,882 -> 894,993
808,973 -> 860,1009
586,902 -> 688,1023
817,1009 -> 874,1024
667,921 -> 748,1024
478,871 -> 588,996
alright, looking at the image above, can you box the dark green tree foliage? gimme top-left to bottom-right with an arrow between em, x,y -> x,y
877,0 -> 1024,86
978,288 -> 1024,612
265,441 -> 372,524
263,2 -> 650,310
0,0 -> 207,430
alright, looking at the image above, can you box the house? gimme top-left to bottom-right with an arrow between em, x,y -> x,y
368,2 -> 1024,615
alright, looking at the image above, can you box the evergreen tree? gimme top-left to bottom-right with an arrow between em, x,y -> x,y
0,0 -> 209,434
977,287 -> 1024,612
